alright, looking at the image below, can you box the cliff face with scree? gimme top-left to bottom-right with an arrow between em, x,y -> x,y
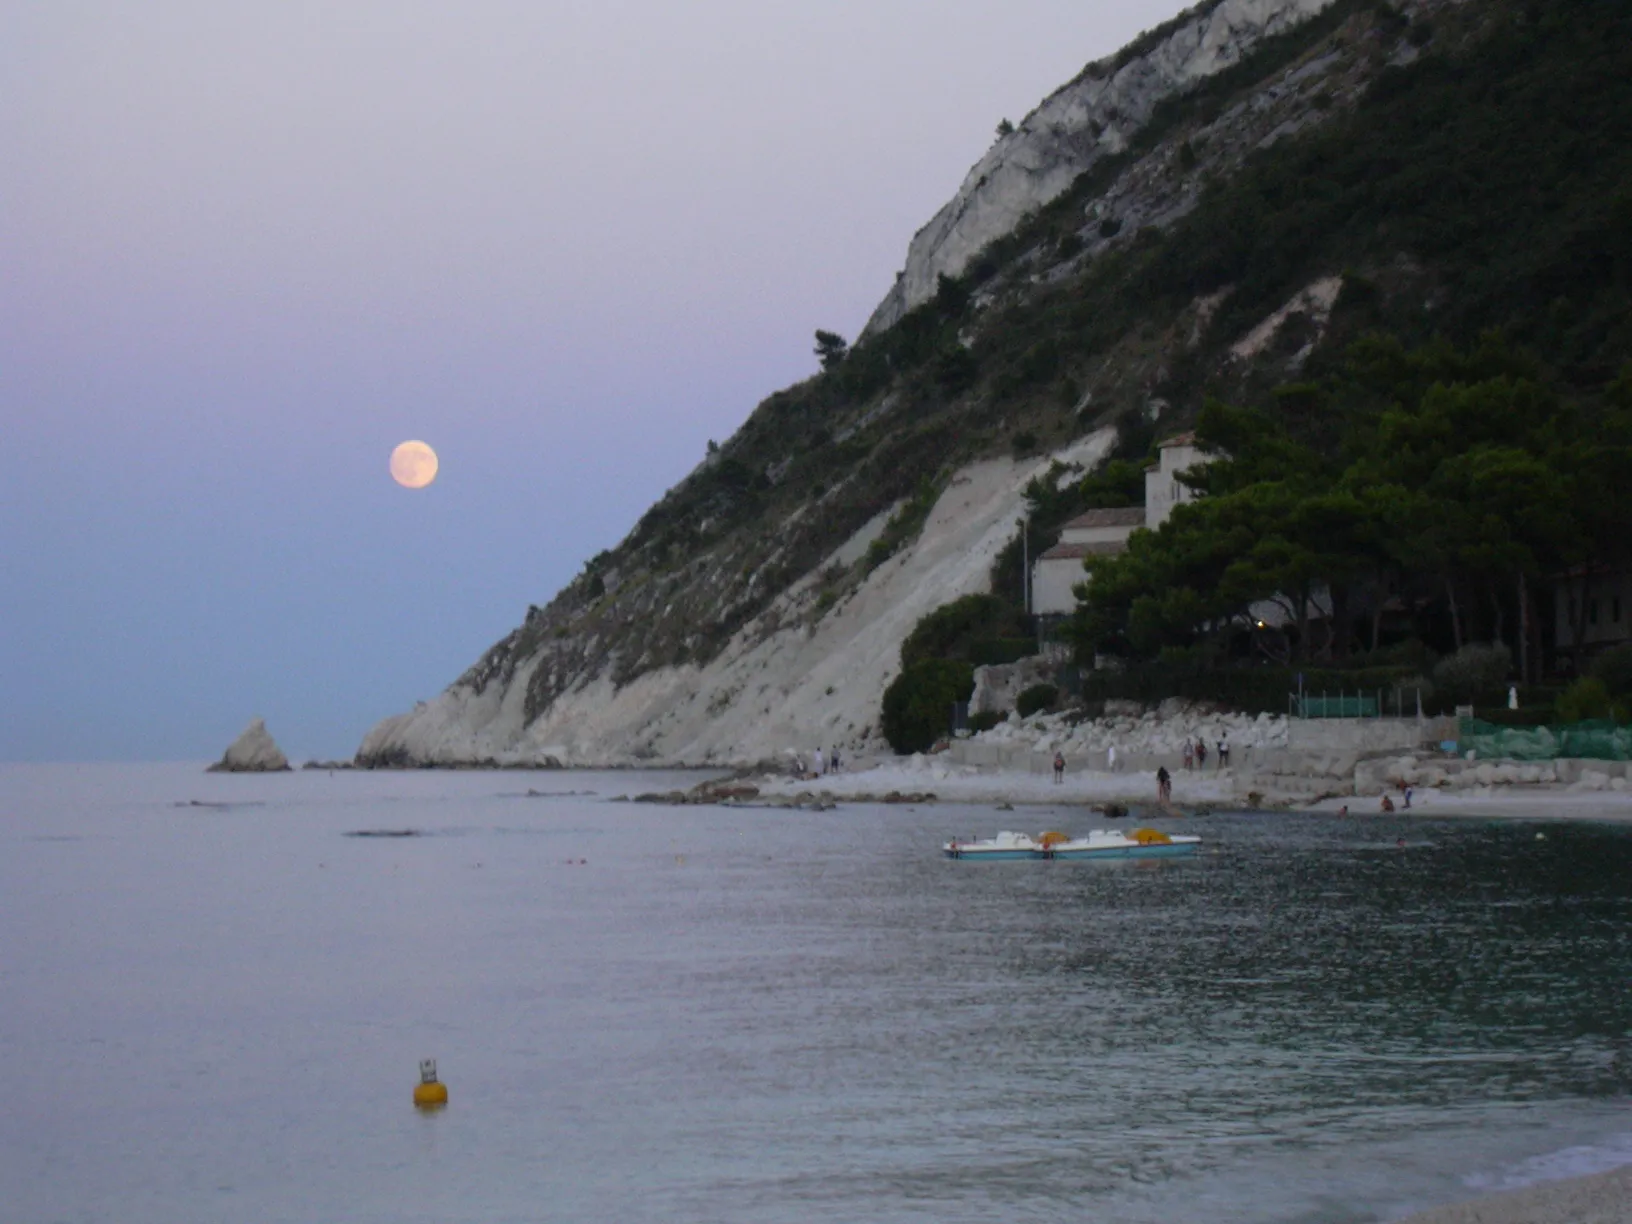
862,0 -> 1338,335
358,0 -> 1632,766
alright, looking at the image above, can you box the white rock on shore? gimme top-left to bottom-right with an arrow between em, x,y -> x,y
207,718 -> 291,773
972,701 -> 1288,763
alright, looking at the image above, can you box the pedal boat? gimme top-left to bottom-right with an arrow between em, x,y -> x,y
943,828 -> 1200,860
942,831 -> 1042,860
1046,828 -> 1201,859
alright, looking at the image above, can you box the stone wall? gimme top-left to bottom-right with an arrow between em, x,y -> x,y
1286,717 -> 1448,754
969,657 -> 1058,715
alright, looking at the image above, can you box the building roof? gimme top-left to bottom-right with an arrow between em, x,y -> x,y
1158,431 -> 1198,448
1039,540 -> 1128,561
1060,507 -> 1144,530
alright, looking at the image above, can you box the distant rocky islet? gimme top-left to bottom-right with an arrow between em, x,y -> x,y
206,717 -> 291,773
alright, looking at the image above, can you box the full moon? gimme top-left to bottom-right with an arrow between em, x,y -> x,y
389,440 -> 438,489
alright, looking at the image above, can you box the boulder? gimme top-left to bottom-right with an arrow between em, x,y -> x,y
207,718 -> 291,773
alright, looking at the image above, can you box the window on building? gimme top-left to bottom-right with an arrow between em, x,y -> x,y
1589,599 -> 1599,626
1614,596 -> 1623,623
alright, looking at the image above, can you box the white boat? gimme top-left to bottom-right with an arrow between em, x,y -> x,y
942,831 -> 1042,860
943,828 -> 1199,860
1046,828 -> 1200,859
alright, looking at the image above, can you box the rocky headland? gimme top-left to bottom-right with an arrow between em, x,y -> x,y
352,0 -> 1621,800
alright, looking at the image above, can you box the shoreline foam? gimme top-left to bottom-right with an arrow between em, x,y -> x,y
1393,1162 -> 1632,1224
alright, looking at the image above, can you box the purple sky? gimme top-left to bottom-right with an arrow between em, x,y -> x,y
2,1 -> 1190,762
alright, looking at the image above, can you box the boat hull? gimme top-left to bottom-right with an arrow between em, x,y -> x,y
943,833 -> 1201,860
1047,841 -> 1198,859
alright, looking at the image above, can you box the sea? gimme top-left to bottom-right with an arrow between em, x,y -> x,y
3,762 -> 1630,1224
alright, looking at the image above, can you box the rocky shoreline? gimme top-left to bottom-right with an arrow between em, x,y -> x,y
595,739 -> 1632,827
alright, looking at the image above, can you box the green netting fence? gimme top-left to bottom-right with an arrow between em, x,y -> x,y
1294,694 -> 1380,718
1458,718 -> 1632,762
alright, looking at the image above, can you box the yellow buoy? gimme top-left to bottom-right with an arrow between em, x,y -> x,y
413,1058 -> 448,1109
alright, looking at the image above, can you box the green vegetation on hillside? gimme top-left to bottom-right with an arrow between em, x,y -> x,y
1068,335 -> 1632,692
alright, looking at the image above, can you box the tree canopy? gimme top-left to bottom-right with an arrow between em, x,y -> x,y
813,330 -> 848,371
1068,335 -> 1632,677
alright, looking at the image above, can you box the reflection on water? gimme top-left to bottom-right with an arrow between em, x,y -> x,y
1,765 -> 1629,1224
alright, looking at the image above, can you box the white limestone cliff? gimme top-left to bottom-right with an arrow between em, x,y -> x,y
208,718 -> 291,773
351,0 -> 1429,771
862,0 -> 1337,335
356,432 -> 1115,768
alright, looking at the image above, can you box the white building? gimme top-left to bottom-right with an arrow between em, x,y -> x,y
1031,508 -> 1144,615
1143,431 -> 1206,529
1030,433 -> 1209,616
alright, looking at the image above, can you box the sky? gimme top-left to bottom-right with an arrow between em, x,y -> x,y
2,0 -> 1192,763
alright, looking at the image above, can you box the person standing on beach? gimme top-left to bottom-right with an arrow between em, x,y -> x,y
1218,735 -> 1230,769
812,747 -> 824,776
1183,740 -> 1194,771
1107,744 -> 1118,772
1156,766 -> 1171,804
1053,752 -> 1065,783
1195,739 -> 1207,770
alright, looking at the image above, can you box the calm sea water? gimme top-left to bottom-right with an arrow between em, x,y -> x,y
3,762 -> 1630,1224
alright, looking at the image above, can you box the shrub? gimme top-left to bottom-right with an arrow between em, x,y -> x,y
881,660 -> 975,754
901,595 -> 1029,668
932,345 -> 979,394
1355,638 -> 1437,673
1556,676 -> 1614,723
1431,643 -> 1512,706
1016,683 -> 1060,718
968,710 -> 1006,734
1590,644 -> 1632,697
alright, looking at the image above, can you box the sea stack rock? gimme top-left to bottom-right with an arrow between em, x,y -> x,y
207,718 -> 292,773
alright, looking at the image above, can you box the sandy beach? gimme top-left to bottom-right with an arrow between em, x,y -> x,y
754,756 -> 1632,825
1394,1163 -> 1632,1223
